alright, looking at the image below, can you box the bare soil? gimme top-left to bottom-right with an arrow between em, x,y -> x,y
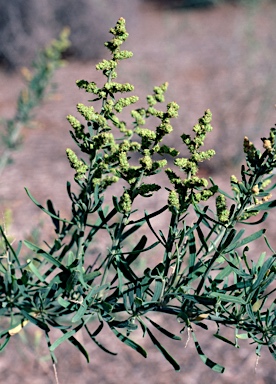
0,2 -> 275,383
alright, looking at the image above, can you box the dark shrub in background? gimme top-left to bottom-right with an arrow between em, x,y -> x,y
0,0 -> 139,70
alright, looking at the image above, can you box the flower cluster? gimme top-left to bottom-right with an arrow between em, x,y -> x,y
215,194 -> 230,223
66,148 -> 88,180
166,110 -> 217,213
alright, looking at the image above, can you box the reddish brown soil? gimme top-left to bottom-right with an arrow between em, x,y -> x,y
0,2 -> 275,383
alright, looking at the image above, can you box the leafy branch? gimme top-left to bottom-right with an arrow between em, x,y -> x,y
0,18 -> 275,378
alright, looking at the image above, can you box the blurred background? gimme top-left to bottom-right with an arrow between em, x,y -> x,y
0,0 -> 275,383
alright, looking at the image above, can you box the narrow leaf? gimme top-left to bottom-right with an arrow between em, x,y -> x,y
213,333 -> 237,347
146,317 -> 181,340
146,327 -> 181,371
210,292 -> 246,304
110,327 -> 147,358
191,327 -> 225,373
188,231 -> 196,273
25,188 -> 73,224
23,240 -> 65,270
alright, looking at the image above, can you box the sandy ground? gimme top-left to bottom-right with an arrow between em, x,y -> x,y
0,1 -> 275,383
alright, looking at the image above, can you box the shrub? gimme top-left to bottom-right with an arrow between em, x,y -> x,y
0,28 -> 70,176
0,17 -> 275,380
0,0 -> 139,70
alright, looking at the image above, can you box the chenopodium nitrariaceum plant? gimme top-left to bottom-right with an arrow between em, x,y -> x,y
0,18 -> 275,375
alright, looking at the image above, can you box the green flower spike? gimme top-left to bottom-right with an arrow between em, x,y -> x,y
77,103 -> 95,121
216,194 -> 230,223
66,148 -> 88,180
120,191 -> 132,214
67,115 -> 85,139
168,190 -> 180,212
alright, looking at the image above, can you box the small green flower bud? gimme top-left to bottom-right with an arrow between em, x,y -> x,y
166,102 -> 179,118
200,188 -> 216,201
159,145 -> 179,157
261,178 -> 271,188
147,95 -> 157,106
130,142 -> 141,151
114,96 -> 139,112
165,168 -> 182,185
135,128 -> 156,141
92,132 -> 115,149
77,103 -> 95,121
157,122 -> 173,136
66,148 -> 88,180
263,139 -> 272,152
183,176 -> 208,189
104,82 -> 134,93
252,185 -> 259,195
76,80 -> 99,94
96,59 -> 117,71
174,158 -> 198,175
140,155 -> 152,170
131,109 -> 146,126
230,175 -> 239,183
168,190 -> 180,212
67,115 -> 85,139
92,175 -> 119,189
119,152 -> 130,171
199,109 -> 212,125
216,194 -> 230,223
239,211 -> 259,221
155,159 -> 167,168
120,191 -> 132,213
243,136 -> 256,159
113,50 -> 133,60
147,107 -> 164,119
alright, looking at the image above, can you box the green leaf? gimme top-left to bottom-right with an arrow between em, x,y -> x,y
247,199 -> 276,212
111,327 -> 147,358
125,235 -> 147,265
0,226 -> 21,268
236,333 -> 249,339
145,317 -> 181,340
146,327 -> 180,371
268,344 -> 276,360
23,240 -> 65,270
188,231 -> 196,273
224,229 -> 265,253
240,212 -> 268,225
0,335 -> 10,351
72,284 -> 100,323
27,259 -> 45,282
20,310 -> 50,332
83,270 -> 101,282
191,327 -> 225,373
196,225 -> 209,253
85,324 -> 117,355
121,222 -> 144,242
25,188 -> 73,224
251,256 -> 275,291
46,199 -> 60,233
50,329 -> 77,351
210,292 -> 246,305
57,297 -> 71,308
214,264 -> 233,282
112,195 -> 123,213
213,333 -> 237,347
130,205 -> 168,224
50,324 -> 89,363
125,239 -> 159,261
151,279 -> 164,302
